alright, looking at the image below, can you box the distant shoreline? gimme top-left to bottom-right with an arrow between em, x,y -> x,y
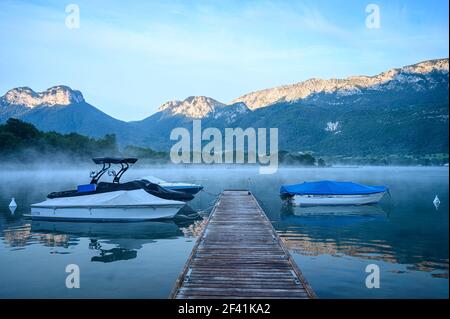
0,163 -> 448,173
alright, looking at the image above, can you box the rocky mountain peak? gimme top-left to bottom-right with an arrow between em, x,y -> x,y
232,58 -> 449,110
401,58 -> 449,74
158,96 -> 226,118
1,85 -> 84,108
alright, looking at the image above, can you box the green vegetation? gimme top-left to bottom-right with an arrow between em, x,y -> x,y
278,151 -> 326,166
122,145 -> 170,163
0,118 -> 122,161
324,154 -> 449,166
0,118 -> 120,162
0,118 -> 176,164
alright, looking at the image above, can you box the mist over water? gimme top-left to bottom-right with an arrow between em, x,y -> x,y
0,166 -> 448,298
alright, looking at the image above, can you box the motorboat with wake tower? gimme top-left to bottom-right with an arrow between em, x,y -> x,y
28,158 -> 195,221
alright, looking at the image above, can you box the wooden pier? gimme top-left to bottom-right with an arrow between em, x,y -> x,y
170,190 -> 316,299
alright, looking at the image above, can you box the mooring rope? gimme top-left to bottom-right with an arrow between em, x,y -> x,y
200,189 -> 221,198
193,189 -> 220,216
255,195 -> 269,212
196,203 -> 215,215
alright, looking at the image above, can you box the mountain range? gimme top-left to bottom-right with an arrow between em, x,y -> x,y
1,58 -> 448,156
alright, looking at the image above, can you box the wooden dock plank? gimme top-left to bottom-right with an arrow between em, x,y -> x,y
170,190 -> 316,299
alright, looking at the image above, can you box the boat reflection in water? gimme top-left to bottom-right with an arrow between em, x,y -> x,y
30,208 -> 204,263
280,203 -> 388,227
276,204 -> 394,262
89,241 -> 137,263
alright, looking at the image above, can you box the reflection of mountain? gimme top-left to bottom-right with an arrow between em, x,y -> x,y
281,232 -> 403,268
32,221 -> 165,252
275,201 -> 449,275
277,206 -> 397,265
32,220 -> 184,240
2,224 -> 33,247
1,215 -> 205,263
28,218 -> 205,263
179,219 -> 208,238
33,219 -> 205,262
1,223 -> 75,248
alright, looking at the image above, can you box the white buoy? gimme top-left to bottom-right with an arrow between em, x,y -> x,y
9,197 -> 17,214
433,195 -> 440,210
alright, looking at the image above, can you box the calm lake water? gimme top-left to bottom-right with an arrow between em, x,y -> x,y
0,166 -> 448,298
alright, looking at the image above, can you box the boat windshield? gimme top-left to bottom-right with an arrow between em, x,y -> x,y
141,176 -> 166,184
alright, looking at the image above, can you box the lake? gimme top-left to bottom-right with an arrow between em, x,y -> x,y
0,166 -> 448,298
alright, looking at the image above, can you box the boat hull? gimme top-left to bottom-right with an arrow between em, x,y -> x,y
291,192 -> 385,206
28,189 -> 186,222
164,185 -> 203,195
27,205 -> 184,222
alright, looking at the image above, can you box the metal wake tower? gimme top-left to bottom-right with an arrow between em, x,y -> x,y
90,158 -> 138,184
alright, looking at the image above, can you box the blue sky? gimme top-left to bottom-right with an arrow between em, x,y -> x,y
0,0 -> 448,121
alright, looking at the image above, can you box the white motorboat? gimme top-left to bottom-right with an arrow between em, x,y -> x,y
27,158 -> 189,222
29,189 -> 185,221
280,180 -> 388,206
141,175 -> 203,194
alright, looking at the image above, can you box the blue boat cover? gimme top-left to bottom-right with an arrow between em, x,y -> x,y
280,180 -> 387,196
77,184 -> 97,193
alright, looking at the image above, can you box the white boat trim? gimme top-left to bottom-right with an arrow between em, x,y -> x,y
27,206 -> 184,221
292,192 -> 386,206
30,204 -> 184,209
